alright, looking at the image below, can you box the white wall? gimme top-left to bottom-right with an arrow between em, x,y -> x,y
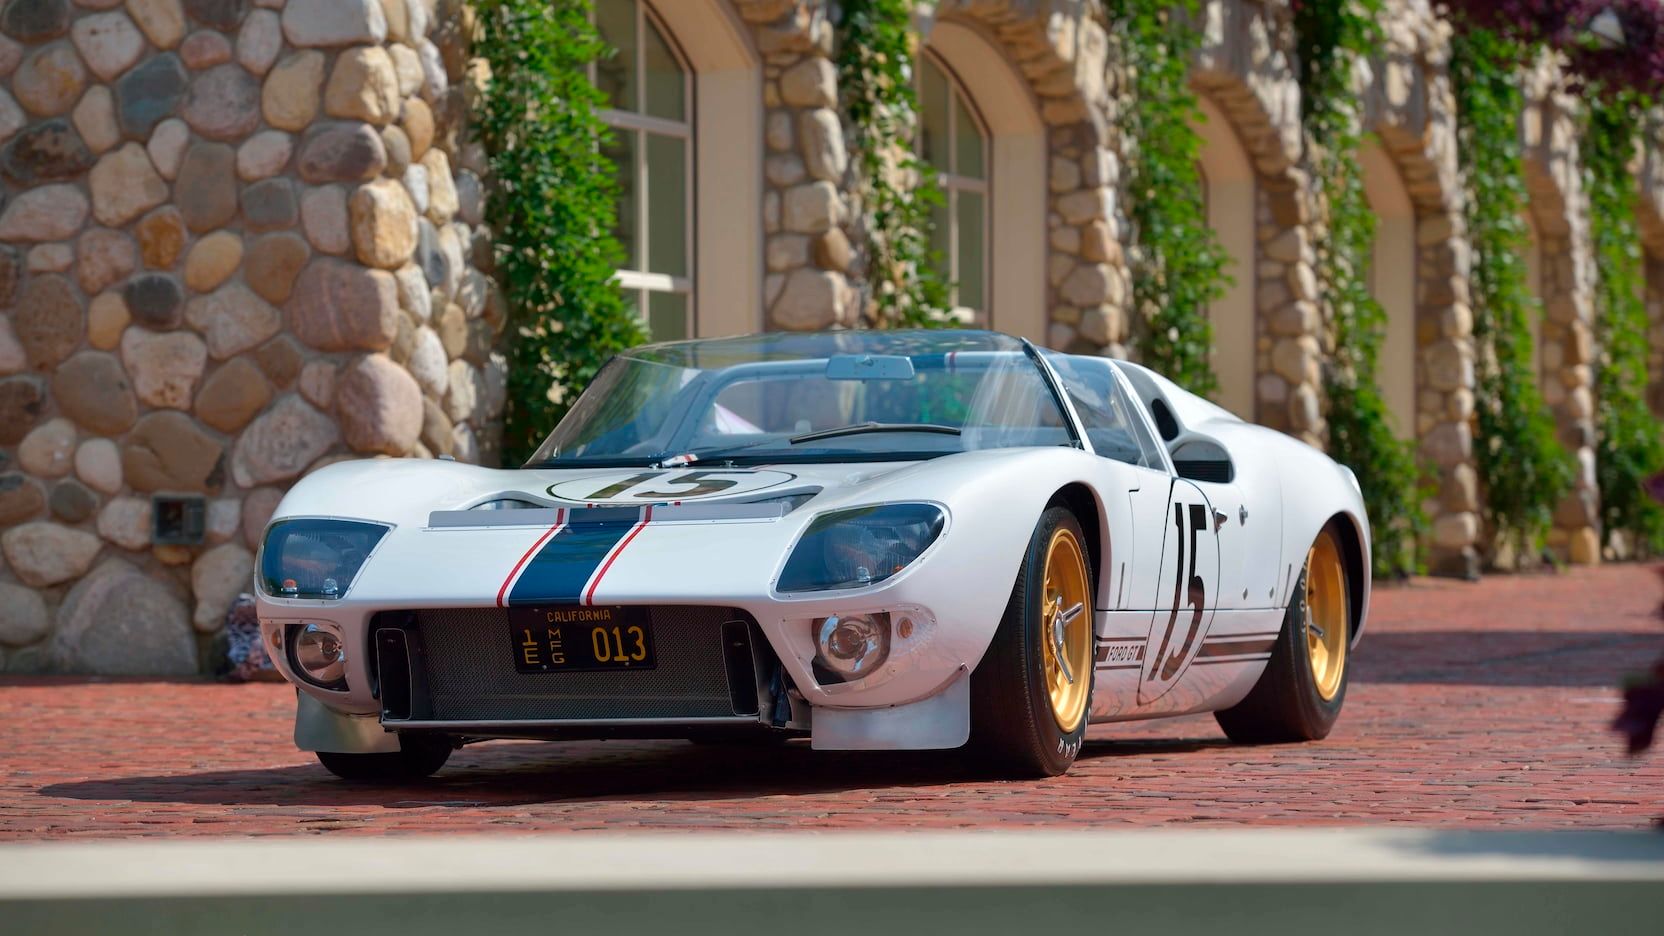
1194,95 -> 1256,419
1360,138 -> 1417,439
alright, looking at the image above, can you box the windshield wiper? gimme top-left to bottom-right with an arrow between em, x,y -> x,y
648,437 -> 782,467
789,422 -> 962,444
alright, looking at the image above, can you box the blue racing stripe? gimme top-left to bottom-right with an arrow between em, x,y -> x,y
505,514 -> 639,606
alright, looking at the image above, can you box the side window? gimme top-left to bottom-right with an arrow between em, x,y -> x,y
1111,366 -> 1168,469
1045,354 -> 1161,469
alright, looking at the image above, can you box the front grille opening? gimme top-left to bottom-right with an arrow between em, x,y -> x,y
371,606 -> 770,723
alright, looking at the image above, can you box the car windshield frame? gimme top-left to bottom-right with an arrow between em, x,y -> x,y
525,330 -> 1082,468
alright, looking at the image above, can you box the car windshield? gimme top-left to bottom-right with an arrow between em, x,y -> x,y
527,331 -> 1073,467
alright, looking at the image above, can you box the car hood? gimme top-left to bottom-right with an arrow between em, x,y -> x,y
262,450 -> 1087,610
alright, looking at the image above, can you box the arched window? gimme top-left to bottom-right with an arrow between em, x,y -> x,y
919,53 -> 989,321
594,0 -> 694,340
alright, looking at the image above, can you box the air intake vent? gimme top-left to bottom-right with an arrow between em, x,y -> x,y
1174,459 -> 1233,483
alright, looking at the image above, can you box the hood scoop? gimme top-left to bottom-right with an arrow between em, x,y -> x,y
428,499 -> 800,529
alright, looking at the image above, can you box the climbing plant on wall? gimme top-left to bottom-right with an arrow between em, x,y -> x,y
837,0 -> 953,328
475,0 -> 644,463
1103,0 -> 1227,397
1292,0 -> 1426,576
1449,27 -> 1575,560
1586,91 -> 1664,552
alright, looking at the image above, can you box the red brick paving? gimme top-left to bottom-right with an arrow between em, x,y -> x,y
2,564 -> 1662,839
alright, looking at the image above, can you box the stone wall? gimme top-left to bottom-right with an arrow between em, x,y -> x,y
1522,56 -> 1600,566
0,0 -> 496,674
730,0 -> 854,331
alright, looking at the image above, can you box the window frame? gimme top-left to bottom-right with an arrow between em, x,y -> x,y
919,50 -> 992,325
591,0 -> 697,340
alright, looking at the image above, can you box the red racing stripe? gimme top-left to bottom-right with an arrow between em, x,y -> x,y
582,505 -> 653,606
496,508 -> 567,608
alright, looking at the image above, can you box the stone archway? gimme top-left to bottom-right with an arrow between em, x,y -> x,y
923,18 -> 1048,343
1358,0 -> 1479,577
928,1 -> 1127,356
1189,0 -> 1319,444
1522,57 -> 1600,564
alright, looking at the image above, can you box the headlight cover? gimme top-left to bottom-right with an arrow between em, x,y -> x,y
777,504 -> 945,593
259,519 -> 389,599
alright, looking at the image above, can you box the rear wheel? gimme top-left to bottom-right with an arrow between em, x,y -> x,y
315,735 -> 453,782
1215,524 -> 1352,743
970,507 -> 1095,777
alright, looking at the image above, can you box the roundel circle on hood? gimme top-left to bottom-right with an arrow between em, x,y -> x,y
547,468 -> 798,504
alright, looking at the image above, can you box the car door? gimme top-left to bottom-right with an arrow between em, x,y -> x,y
1041,354 -> 1173,613
1138,478 -> 1222,703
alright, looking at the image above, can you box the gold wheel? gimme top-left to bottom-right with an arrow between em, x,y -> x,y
1304,529 -> 1349,701
1040,527 -> 1092,733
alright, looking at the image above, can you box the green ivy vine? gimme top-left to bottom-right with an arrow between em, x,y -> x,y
1450,28 -> 1575,560
1586,91 -> 1664,553
836,0 -> 953,328
1103,0 -> 1227,396
1293,0 -> 1426,577
474,0 -> 644,463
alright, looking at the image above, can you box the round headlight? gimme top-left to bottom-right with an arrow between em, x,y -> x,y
291,622 -> 346,689
813,613 -> 890,682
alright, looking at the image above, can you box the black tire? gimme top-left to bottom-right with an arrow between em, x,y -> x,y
315,735 -> 453,782
970,506 -> 1095,778
1214,530 -> 1352,743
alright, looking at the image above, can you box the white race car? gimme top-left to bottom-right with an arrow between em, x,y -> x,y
257,330 -> 1370,781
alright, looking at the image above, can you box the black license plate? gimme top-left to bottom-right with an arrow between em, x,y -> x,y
507,606 -> 657,673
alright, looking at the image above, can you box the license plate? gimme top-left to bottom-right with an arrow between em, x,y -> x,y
506,606 -> 656,673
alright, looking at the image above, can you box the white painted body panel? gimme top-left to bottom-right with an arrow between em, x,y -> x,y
257,347 -> 1371,753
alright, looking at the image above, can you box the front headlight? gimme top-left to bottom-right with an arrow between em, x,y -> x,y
778,504 -> 945,592
259,519 -> 389,599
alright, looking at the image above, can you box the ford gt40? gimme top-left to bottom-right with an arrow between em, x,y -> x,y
256,330 -> 1370,781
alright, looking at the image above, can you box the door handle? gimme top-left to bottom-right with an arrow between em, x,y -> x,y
1239,505 -> 1249,525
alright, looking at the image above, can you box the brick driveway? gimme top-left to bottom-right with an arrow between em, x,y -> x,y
2,564 -> 1661,839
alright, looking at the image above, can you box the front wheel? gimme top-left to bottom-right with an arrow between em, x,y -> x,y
1215,523 -> 1352,743
315,735 -> 454,782
970,506 -> 1096,777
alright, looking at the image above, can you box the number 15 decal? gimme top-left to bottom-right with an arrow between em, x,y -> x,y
546,468 -> 797,503
1149,502 -> 1210,687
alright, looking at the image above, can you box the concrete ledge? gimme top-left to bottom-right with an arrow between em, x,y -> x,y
3,829 -> 1663,935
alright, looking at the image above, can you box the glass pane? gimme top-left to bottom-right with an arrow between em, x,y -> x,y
642,15 -> 685,122
929,194 -> 951,287
954,94 -> 986,180
919,57 -> 950,173
646,133 -> 688,278
956,190 -> 985,311
594,0 -> 637,113
648,290 -> 689,341
604,128 -> 639,270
